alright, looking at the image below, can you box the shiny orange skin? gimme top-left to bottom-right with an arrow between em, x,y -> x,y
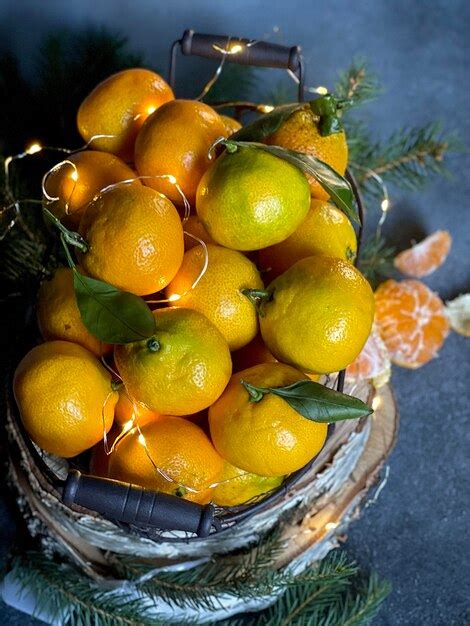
78,185 -> 184,296
220,115 -> 242,136
13,341 -> 117,458
209,363 -> 328,476
266,106 -> 348,200
44,151 -> 138,229
108,416 -> 224,503
37,267 -> 110,357
165,244 -> 264,350
183,215 -> 217,250
114,308 -> 232,416
231,334 -> 277,372
77,68 -> 174,160
134,100 -> 227,205
259,199 -> 357,280
260,256 -> 375,374
212,460 -> 283,506
114,387 -> 160,428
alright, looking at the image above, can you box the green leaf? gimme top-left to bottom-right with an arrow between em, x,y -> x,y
224,140 -> 359,224
73,271 -> 156,344
241,379 -> 372,422
230,103 -> 302,142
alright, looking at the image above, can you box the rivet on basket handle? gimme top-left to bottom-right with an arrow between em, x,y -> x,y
62,470 -> 215,537
169,29 -> 305,100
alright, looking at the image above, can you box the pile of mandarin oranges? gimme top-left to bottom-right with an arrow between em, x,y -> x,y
13,68 -> 450,507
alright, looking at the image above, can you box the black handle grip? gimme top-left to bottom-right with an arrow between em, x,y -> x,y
62,470 -> 215,537
180,29 -> 301,71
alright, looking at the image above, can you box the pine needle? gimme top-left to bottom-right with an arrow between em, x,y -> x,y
358,236 -> 396,287
334,58 -> 382,109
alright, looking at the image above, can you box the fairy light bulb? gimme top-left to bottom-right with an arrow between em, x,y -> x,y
147,105 -> 157,115
372,395 -> 382,411
138,433 -> 146,446
167,175 -> 177,185
325,521 -> 338,531
26,142 -> 42,155
259,104 -> 275,113
314,86 -> 328,95
70,170 -> 79,182
122,419 -> 135,433
168,293 -> 181,302
381,198 -> 390,212
229,42 -> 243,54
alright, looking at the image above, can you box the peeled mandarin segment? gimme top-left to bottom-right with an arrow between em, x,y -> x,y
165,244 -> 264,350
445,293 -> 470,337
13,340 -> 117,458
209,363 -> 328,477
134,99 -> 226,205
77,68 -> 174,160
394,230 -> 452,278
114,308 -> 232,416
346,324 -> 391,387
259,256 -> 375,374
43,151 -> 139,229
259,199 -> 357,279
196,147 -> 311,251
265,106 -> 348,200
37,267 -> 110,358
77,185 -> 184,296
108,416 -> 224,504
374,279 -> 449,369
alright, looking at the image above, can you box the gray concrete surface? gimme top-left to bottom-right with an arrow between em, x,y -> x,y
0,0 -> 469,623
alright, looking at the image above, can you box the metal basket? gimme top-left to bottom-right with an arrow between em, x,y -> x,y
10,30 -> 367,544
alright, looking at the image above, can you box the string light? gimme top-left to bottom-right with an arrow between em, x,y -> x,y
258,104 -> 275,113
350,162 -> 391,238
25,142 -> 43,155
146,232 -> 209,305
325,521 -> 338,531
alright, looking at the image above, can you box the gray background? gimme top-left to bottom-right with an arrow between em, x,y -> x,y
0,0 -> 469,624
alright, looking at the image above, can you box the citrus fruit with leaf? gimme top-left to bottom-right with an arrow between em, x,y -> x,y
37,267 -> 110,357
114,308 -> 232,416
252,256 -> 374,374
259,199 -> 357,279
196,144 -> 311,251
114,387 -> 159,428
134,99 -> 226,205
165,244 -> 264,350
212,460 -> 284,507
209,363 -> 329,476
77,68 -> 174,160
394,230 -> 451,278
183,215 -> 216,250
78,185 -> 184,296
44,151 -> 138,229
265,104 -> 348,200
108,415 -> 224,504
13,340 -> 117,457
374,279 -> 449,368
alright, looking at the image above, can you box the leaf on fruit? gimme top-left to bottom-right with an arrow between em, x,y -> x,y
73,272 -> 156,344
241,379 -> 372,422
224,140 -> 359,224
230,103 -> 303,142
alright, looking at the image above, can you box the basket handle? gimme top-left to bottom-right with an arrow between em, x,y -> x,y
62,470 -> 215,537
169,30 -> 305,100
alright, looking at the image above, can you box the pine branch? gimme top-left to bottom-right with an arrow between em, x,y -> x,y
9,552 -> 166,626
358,236 -> 396,288
353,123 -> 460,195
334,58 -> 382,109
